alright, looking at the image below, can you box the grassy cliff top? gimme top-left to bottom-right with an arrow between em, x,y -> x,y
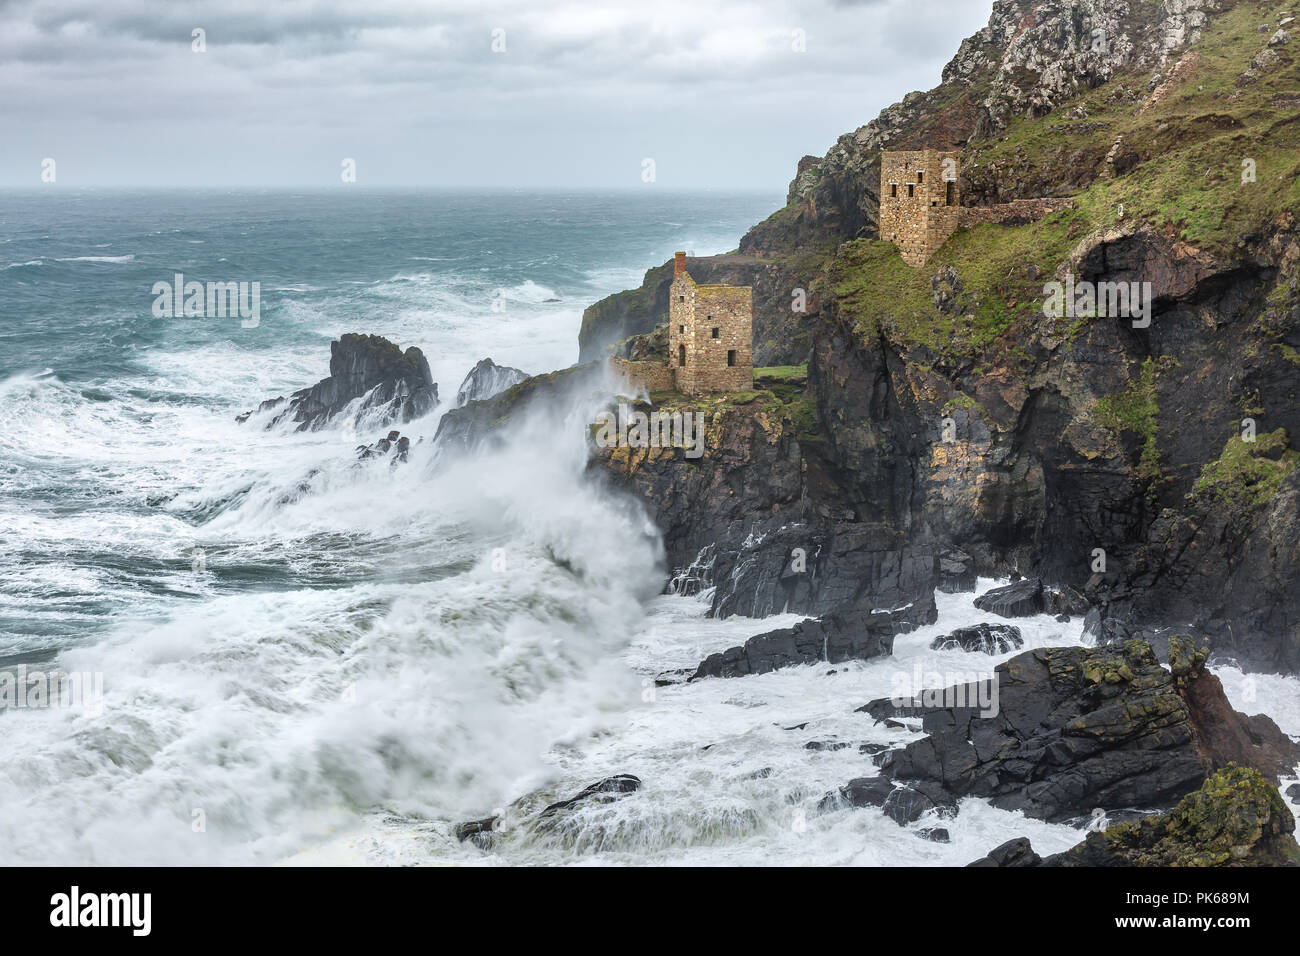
832,1 -> 1300,361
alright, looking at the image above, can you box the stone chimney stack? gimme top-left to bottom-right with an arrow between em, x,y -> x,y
674,251 -> 686,276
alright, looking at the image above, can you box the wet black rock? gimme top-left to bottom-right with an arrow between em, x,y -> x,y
918,827 -> 951,843
708,523 -> 939,625
972,578 -> 1046,617
856,698 -> 932,723
930,623 -> 1024,654
820,776 -> 957,826
691,608 -> 897,680
875,639 -> 1299,823
539,774 -> 642,817
1045,585 -> 1089,617
357,430 -> 411,463
1285,783 -> 1300,801
454,815 -> 501,847
967,838 -> 1042,868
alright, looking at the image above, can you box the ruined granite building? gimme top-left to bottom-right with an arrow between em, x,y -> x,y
612,251 -> 754,396
879,149 -> 961,267
880,150 -> 1075,266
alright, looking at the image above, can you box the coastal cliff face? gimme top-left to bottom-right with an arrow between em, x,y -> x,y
575,0 -> 1300,674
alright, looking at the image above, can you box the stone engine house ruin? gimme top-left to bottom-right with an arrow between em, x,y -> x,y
879,148 -> 961,267
667,252 -> 753,395
612,252 -> 754,397
880,149 -> 1076,266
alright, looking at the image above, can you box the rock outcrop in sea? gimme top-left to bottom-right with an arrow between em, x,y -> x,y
836,636 -> 1300,825
239,333 -> 438,431
454,357 -> 528,407
969,765 -> 1300,867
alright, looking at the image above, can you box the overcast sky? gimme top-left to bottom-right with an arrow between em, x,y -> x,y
1,0 -> 992,188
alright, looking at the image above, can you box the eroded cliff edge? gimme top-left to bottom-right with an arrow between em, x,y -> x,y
562,0 -> 1300,674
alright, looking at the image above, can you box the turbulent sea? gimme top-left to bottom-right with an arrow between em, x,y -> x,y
2,189 -> 1297,866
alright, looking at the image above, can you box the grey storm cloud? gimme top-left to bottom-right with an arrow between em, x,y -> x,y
0,0 -> 993,187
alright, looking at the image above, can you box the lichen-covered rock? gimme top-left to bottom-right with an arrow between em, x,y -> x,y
1042,766 -> 1300,866
868,639 -> 1299,824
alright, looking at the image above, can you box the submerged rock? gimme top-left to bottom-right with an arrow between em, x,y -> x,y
930,623 -> 1024,654
356,430 -> 411,463
454,357 -> 528,407
454,815 -> 502,847
455,774 -> 642,851
539,774 -> 642,818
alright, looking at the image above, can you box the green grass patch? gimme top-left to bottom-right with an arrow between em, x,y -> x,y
1189,427 -> 1298,508
1093,357 -> 1163,480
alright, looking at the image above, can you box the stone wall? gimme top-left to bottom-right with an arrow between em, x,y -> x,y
609,356 -> 674,395
958,197 -> 1074,227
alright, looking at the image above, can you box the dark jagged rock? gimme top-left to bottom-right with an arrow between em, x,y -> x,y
709,523 -> 939,624
805,740 -> 850,752
874,639 -> 1300,823
930,623 -> 1024,655
357,430 -> 411,463
240,334 -> 438,431
454,357 -> 528,407
454,815 -> 501,846
454,774 -> 642,851
820,776 -> 957,826
538,774 -> 642,818
1286,783 -> 1300,801
973,579 -> 1045,618
691,608 -> 897,680
971,767 -> 1300,867
966,838 -> 1042,868
856,697 -> 941,723
918,827 -> 951,843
